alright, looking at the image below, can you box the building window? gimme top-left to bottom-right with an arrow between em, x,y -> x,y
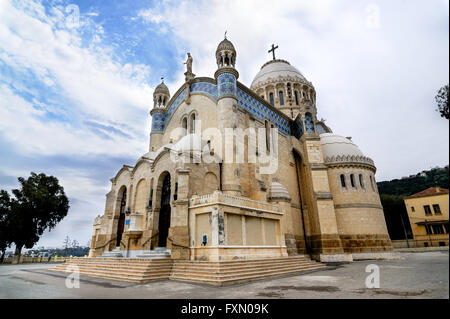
269,92 -> 274,106
369,175 -> 375,191
425,224 -> 432,235
294,91 -> 299,105
411,206 -> 415,212
182,117 -> 187,134
444,223 -> 449,234
359,174 -> 365,189
340,174 -> 346,188
265,120 -> 271,152
261,95 -> 264,100
189,113 -> 196,133
350,174 -> 356,188
432,204 -> 442,215
279,91 -> 284,105
424,205 -> 432,216
432,225 -> 444,235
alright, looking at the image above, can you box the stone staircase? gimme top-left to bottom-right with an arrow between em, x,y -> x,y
99,247 -> 123,258
50,255 -> 326,286
136,247 -> 171,259
49,257 -> 173,283
170,256 -> 327,286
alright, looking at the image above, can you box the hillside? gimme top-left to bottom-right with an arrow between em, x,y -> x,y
377,165 -> 448,240
377,166 -> 449,196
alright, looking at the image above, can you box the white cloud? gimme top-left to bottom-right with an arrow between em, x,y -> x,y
136,0 -> 449,181
0,0 -> 153,157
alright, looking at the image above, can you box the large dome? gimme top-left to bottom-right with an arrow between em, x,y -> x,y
251,59 -> 308,89
319,133 -> 364,159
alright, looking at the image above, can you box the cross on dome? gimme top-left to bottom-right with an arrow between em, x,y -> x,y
268,44 -> 279,60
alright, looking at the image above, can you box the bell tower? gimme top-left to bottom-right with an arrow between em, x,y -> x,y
149,78 -> 170,151
214,35 -> 241,195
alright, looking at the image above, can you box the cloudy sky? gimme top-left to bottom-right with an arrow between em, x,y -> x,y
0,0 -> 448,249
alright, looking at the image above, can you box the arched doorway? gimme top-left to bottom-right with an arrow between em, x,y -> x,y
158,173 -> 171,247
116,187 -> 127,247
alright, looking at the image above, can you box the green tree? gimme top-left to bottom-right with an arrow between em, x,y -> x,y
3,172 -> 70,263
0,191 -> 12,263
435,84 -> 449,119
63,235 -> 71,257
380,194 -> 413,240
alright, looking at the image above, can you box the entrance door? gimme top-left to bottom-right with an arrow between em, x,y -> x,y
158,174 -> 171,247
116,188 -> 127,247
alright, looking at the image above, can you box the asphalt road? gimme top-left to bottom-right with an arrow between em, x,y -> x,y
0,251 -> 448,299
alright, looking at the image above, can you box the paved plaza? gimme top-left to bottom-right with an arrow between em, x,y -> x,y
0,251 -> 448,299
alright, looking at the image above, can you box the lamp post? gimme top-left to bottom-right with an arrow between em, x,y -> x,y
399,213 -> 410,248
425,219 -> 432,247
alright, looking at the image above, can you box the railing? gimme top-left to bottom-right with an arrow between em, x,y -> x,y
189,191 -> 280,213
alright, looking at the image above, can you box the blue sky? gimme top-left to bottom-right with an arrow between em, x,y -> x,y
0,0 -> 448,248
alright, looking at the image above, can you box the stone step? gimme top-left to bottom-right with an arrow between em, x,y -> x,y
52,267 -> 171,280
135,254 -> 171,259
170,265 -> 326,286
172,259 -> 314,269
74,271 -> 169,283
52,264 -> 172,273
172,262 -> 322,274
173,257 -> 314,266
171,264 -> 325,281
49,256 -> 325,286
64,259 -> 172,266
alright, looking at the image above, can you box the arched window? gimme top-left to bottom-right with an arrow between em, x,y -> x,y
265,120 -> 270,152
279,91 -> 284,105
369,175 -> 375,191
269,92 -> 274,106
359,174 -> 365,189
340,174 -> 346,188
350,174 -> 356,188
189,113 -> 196,133
294,91 -> 299,105
182,117 -> 187,135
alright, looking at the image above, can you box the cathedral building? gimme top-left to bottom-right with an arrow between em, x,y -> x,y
88,37 -> 394,263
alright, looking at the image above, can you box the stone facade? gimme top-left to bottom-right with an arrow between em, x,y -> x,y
89,38 -> 393,262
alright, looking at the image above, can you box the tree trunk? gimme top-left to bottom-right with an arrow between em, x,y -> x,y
12,244 -> 23,264
0,249 -> 5,264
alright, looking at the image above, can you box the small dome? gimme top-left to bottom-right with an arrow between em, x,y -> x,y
216,38 -> 236,58
267,182 -> 291,202
319,133 -> 364,159
153,80 -> 170,96
251,59 -> 308,89
141,143 -> 175,161
174,134 -> 206,153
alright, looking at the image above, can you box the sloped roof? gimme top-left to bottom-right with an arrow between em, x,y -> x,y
406,187 -> 449,199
